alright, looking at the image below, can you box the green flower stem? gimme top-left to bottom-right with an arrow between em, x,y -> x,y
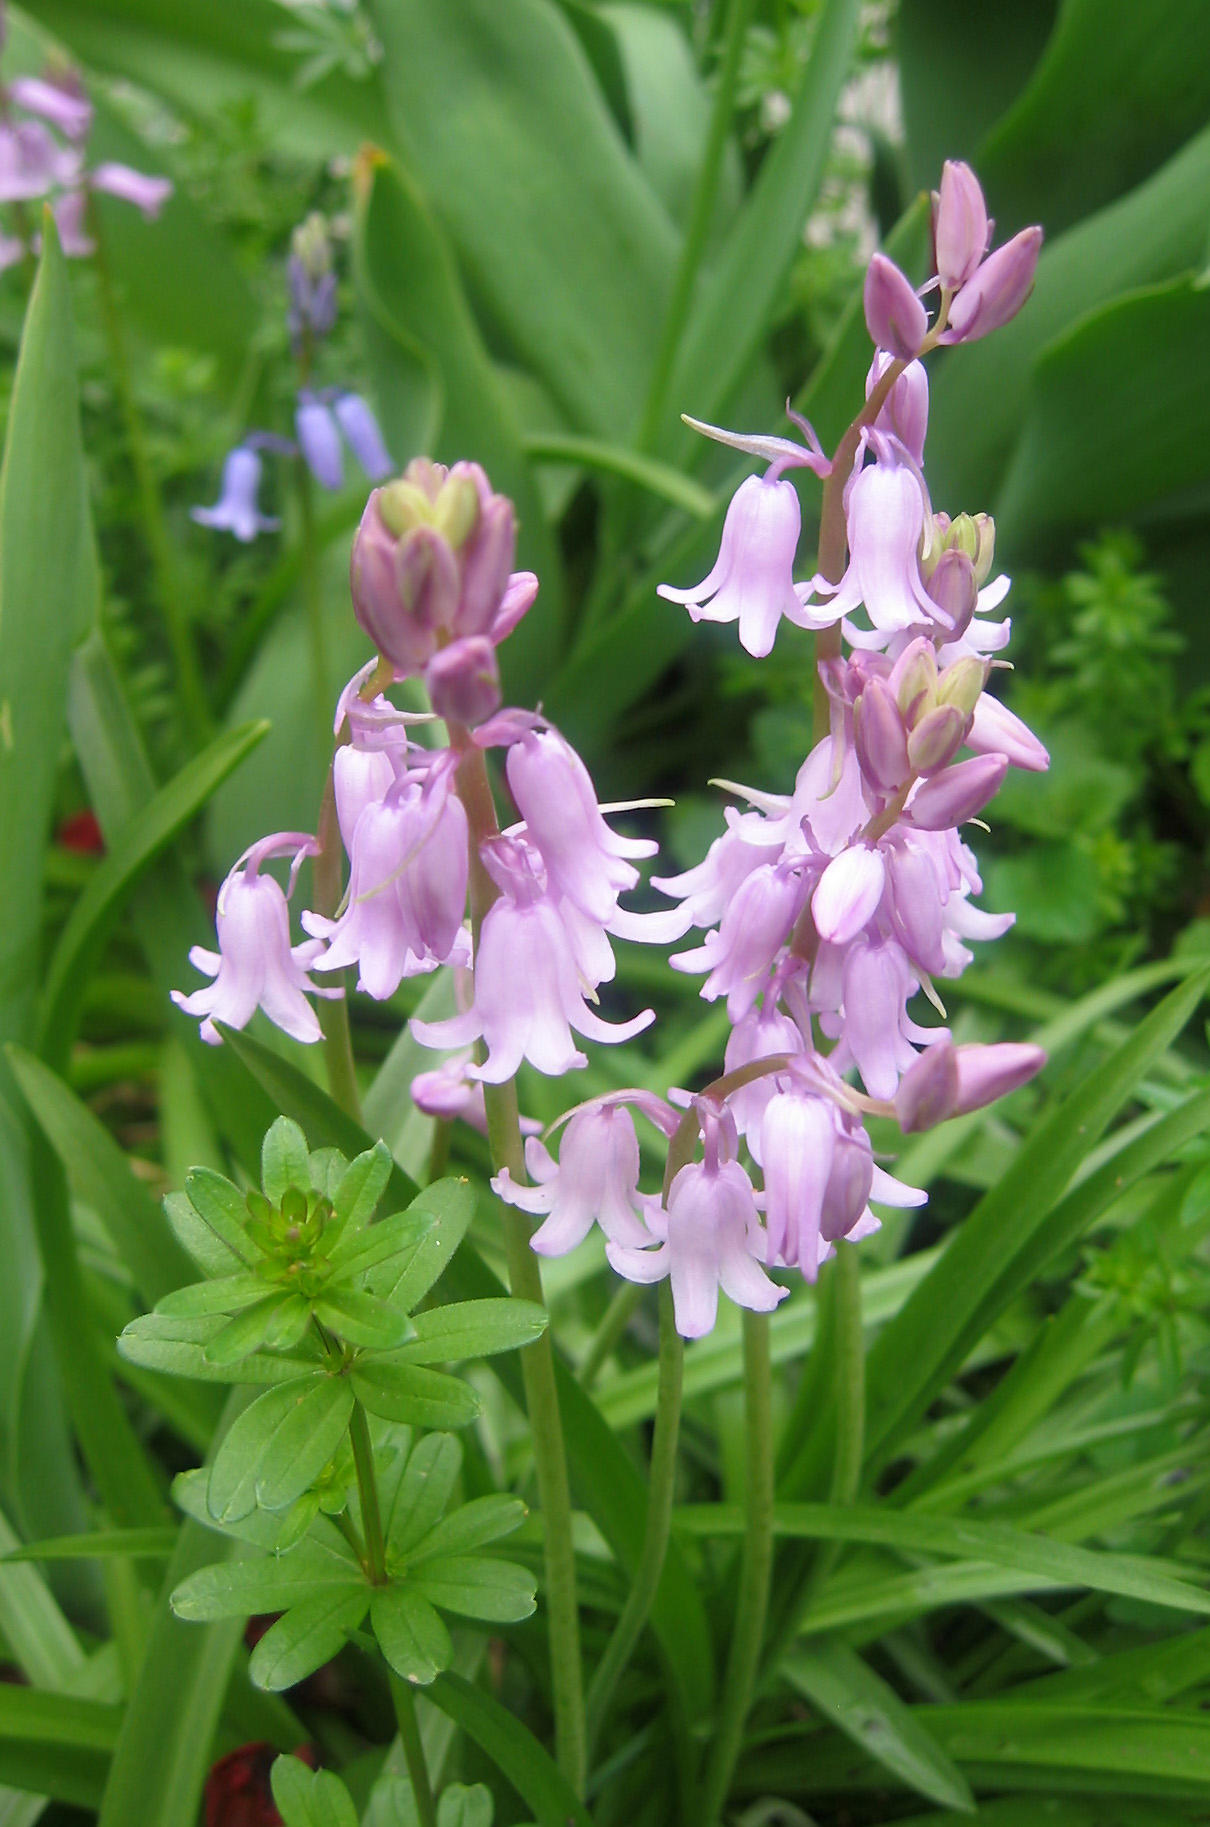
451,735 -> 586,1798
638,0 -> 757,451
585,1279 -> 683,1753
313,761 -> 363,1126
699,1307 -> 775,1827
390,1672 -> 438,1827
90,208 -> 211,748
578,1279 -> 645,1388
348,1398 -> 387,1587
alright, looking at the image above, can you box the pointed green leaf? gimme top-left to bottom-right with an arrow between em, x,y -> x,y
270,1754 -> 359,1827
407,1496 -> 528,1565
398,1299 -> 548,1364
352,1359 -> 480,1431
171,1545 -> 361,1621
118,1313 -> 316,1386
331,1141 -> 393,1232
2,1527 -> 177,1564
249,1587 -> 370,1691
205,1296 -> 300,1368
255,1378 -> 356,1513
371,1584 -> 452,1686
412,1556 -> 536,1624
184,1168 -> 259,1265
386,1434 -> 463,1559
207,1375 -> 325,1523
784,1643 -> 975,1813
327,1207 -> 435,1281
426,1671 -> 593,1827
164,1190 -> 240,1279
313,1288 -> 413,1352
261,1118 -> 311,1205
156,1272 -> 273,1320
368,1177 -> 474,1311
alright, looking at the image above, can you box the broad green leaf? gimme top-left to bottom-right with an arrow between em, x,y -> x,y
863,970 -> 1210,1471
167,1185 -> 258,1275
118,1313 -> 317,1387
995,279 -> 1210,542
412,1556 -> 536,1624
5,1048 -> 193,1306
255,1378 -> 356,1514
172,1548 -> 362,1622
261,1118 -> 311,1206
249,1588 -> 371,1691
352,1359 -> 481,1430
351,151 -> 562,698
312,1288 -> 413,1352
407,1496 -> 528,1565
35,721 -> 269,1071
661,0 -> 861,444
270,1755 -> 359,1827
366,0 -> 676,441
426,1671 -> 593,1827
157,1273 -> 274,1320
369,1178 -> 474,1312
977,0 -> 1210,236
204,1296 -> 300,1369
386,1433 -> 463,1560
0,1685 -> 118,1810
1013,1625 -> 1210,1709
676,1503 -> 1210,1620
784,1643 -> 975,1813
522,432 -> 714,516
370,1585 -> 452,1686
396,1299 -> 548,1364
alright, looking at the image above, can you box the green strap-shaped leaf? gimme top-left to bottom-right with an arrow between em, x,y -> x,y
313,1288 -> 413,1353
327,1207 -> 436,1282
35,720 -> 269,1070
407,1495 -> 527,1564
386,1434 -> 463,1560
260,1117 -> 311,1206
426,1671 -> 593,1827
411,1557 -> 536,1624
249,1588 -> 371,1692
784,1643 -> 975,1813
863,969 -> 1210,1471
0,1684 -> 119,1810
352,1359 -> 481,1431
331,1141 -> 393,1231
172,1547 -> 362,1622
118,1312 -> 317,1387
397,1299 -> 548,1364
206,1376 -> 327,1524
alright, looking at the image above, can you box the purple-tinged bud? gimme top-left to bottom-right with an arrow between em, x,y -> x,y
820,1127 -> 873,1243
854,677 -> 910,793
896,1040 -> 1045,1133
295,393 -> 344,491
965,695 -> 1050,772
458,479 -> 517,636
932,161 -> 989,291
943,227 -> 1043,344
10,74 -> 92,142
925,547 -> 978,637
334,394 -> 393,480
90,163 -> 173,219
890,637 -> 938,725
424,636 -> 501,729
396,526 -> 462,632
907,703 -> 967,775
812,845 -> 886,945
908,753 -> 1007,829
869,354 -> 929,464
863,253 -> 928,360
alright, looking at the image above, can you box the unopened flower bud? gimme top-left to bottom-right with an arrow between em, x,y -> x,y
944,227 -> 1043,343
970,513 -> 996,586
863,252 -> 929,361
935,654 -> 988,718
896,1040 -> 1044,1133
854,676 -> 910,792
907,703 -> 967,775
890,637 -> 938,724
925,547 -> 978,637
424,636 -> 501,729
908,753 -> 1007,829
932,161 -> 989,291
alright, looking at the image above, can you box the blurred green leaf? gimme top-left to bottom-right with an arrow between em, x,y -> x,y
426,1671 -> 593,1827
270,1755 -> 359,1827
394,1299 -> 548,1365
0,1685 -> 118,1810
249,1587 -> 370,1691
784,1642 -> 975,1813
371,1584 -> 451,1685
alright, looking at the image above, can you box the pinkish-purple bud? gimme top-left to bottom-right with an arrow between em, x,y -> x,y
932,161 -> 989,291
424,635 -> 501,729
907,703 -> 968,775
896,1040 -> 1044,1132
965,694 -> 1050,772
863,253 -> 929,361
908,753 -> 1007,829
854,676 -> 910,792
458,485 -> 517,636
925,547 -> 978,637
943,227 -> 1043,344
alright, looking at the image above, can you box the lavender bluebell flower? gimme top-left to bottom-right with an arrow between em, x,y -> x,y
295,392 -> 345,491
190,447 -> 279,543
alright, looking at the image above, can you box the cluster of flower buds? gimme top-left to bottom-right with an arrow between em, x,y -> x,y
176,461 -> 679,1089
0,45 -> 171,270
192,214 -> 393,540
495,164 -> 1048,1337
